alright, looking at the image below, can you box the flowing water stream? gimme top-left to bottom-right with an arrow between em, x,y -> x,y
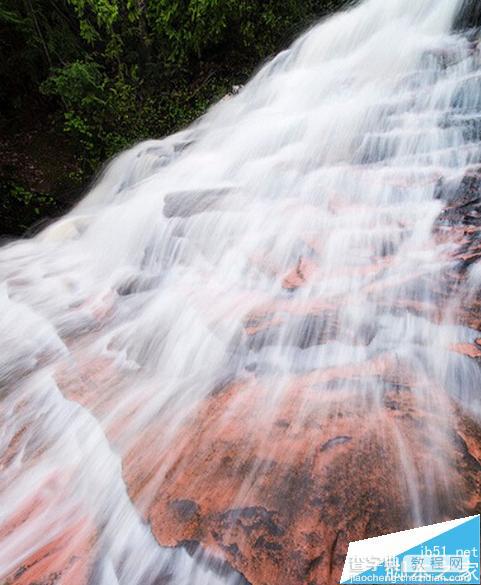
1,1 -> 481,584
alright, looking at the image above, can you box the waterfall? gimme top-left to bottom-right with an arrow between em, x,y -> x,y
1,0 -> 480,584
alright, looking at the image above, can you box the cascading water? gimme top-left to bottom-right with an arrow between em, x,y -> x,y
1,0 -> 481,584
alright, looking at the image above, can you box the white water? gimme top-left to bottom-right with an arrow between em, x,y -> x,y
1,0 -> 480,583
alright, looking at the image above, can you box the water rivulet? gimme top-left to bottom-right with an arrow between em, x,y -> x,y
1,1 -> 481,584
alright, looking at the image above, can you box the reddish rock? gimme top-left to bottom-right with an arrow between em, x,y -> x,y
3,520 -> 96,585
282,257 -> 318,290
450,342 -> 481,359
0,491 -> 97,585
116,370 -> 481,585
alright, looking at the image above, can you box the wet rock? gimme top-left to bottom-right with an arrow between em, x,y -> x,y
2,517 -> 97,585
163,188 -> 232,218
244,310 -> 375,352
110,371 -> 481,585
170,499 -> 199,522
117,274 -> 161,296
450,342 -> 481,359
282,257 -> 318,290
436,173 -> 481,208
453,0 -> 481,32
320,436 -> 352,452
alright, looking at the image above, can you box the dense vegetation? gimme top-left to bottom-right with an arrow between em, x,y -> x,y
0,0 -> 345,235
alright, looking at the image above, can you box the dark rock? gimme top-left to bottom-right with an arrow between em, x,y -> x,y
163,188 -> 232,218
320,436 -> 352,452
453,0 -> 481,32
170,499 -> 199,522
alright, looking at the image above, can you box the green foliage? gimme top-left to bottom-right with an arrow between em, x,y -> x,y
0,179 -> 58,235
1,0 -> 346,180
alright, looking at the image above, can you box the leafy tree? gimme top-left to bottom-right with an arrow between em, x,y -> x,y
0,0 -> 346,233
